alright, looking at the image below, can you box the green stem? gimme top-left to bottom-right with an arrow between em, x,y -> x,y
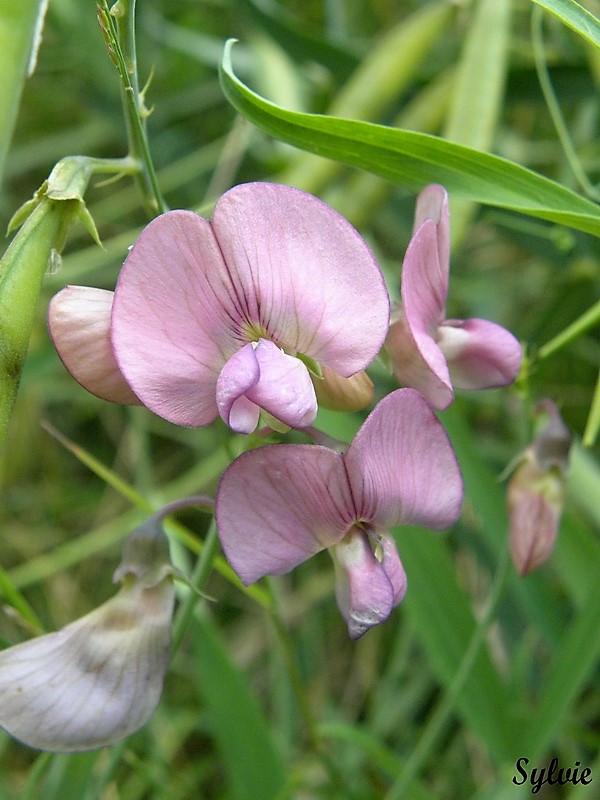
385,549 -> 511,799
0,562 -> 44,634
266,579 -> 349,797
531,5 -> 600,201
170,517 -> 220,655
537,297 -> 600,361
98,0 -> 167,215
583,366 -> 600,447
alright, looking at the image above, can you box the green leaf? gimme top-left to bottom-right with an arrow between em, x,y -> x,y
395,524 -> 514,762
530,0 -> 600,49
523,575 -> 600,759
219,40 -> 600,237
191,613 -> 287,800
0,0 -> 45,188
442,0 -> 511,243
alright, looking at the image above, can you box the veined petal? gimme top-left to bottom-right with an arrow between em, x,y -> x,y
216,445 -> 354,585
403,218 -> 448,338
111,210 -> 240,428
210,183 -> 390,375
413,184 -> 450,273
331,528 -> 406,639
216,342 -> 261,433
247,339 -> 317,430
0,577 -> 174,752
48,286 -> 139,405
438,318 -> 522,390
343,389 -> 463,530
385,314 -> 453,411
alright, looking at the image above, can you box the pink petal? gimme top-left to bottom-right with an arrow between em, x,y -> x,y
343,388 -> 463,530
413,185 -> 450,272
111,210 -> 240,428
438,318 -> 522,390
385,314 -> 453,411
247,339 -> 317,430
210,183 -> 390,375
216,445 -> 354,585
228,396 -> 261,435
331,527 -> 406,639
216,343 -> 261,433
48,286 -> 140,405
394,219 -> 454,409
403,218 -> 448,338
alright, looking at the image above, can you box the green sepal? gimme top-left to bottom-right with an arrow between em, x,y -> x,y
296,352 -> 324,379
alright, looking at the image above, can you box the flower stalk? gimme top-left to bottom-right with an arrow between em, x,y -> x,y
97,0 -> 167,215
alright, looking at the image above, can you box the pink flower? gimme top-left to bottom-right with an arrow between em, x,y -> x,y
385,185 -> 522,410
216,389 -> 463,638
508,400 -> 571,576
49,183 -> 389,433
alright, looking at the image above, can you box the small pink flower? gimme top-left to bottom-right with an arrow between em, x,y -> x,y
508,400 -> 571,576
216,389 -> 463,638
385,185 -> 522,409
49,183 -> 389,433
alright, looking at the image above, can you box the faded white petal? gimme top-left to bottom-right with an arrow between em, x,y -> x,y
0,528 -> 175,752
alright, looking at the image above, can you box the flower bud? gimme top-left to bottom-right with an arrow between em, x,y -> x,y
508,401 -> 571,576
312,366 -> 374,412
1,156 -> 102,444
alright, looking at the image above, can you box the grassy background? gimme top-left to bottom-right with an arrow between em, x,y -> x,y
1,0 -> 599,798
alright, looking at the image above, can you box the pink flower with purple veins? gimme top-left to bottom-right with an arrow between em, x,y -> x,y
385,184 -> 522,410
48,182 -> 390,434
216,389 -> 463,638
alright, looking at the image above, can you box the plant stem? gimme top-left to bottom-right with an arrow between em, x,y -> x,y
385,549 -> 510,799
98,0 -> 167,215
171,517 -> 220,655
266,579 -> 349,797
537,297 -> 600,362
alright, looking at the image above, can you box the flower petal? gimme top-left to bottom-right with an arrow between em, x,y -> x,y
216,342 -> 261,433
413,184 -> 450,271
48,286 -> 139,405
331,528 -> 406,639
0,578 -> 174,752
438,318 -> 522,390
385,314 -> 453,410
403,218 -> 448,338
247,339 -> 317,429
210,182 -> 390,375
343,388 -> 463,530
216,445 -> 354,585
392,218 -> 454,409
111,210 -> 240,427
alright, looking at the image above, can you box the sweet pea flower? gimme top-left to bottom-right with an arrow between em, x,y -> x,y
48,182 -> 389,433
508,400 -> 572,575
385,185 -> 522,410
0,512 -> 177,752
216,388 -> 463,638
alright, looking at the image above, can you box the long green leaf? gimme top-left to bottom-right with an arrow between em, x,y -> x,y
219,40 -> 600,237
0,0 -> 44,187
191,613 -> 286,800
530,0 -> 600,48
395,525 -> 514,762
524,575 -> 600,759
